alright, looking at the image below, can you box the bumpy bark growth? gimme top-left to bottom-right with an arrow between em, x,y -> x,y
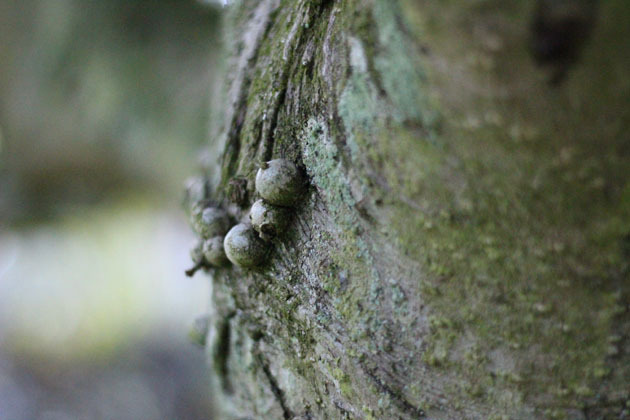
199,0 -> 630,418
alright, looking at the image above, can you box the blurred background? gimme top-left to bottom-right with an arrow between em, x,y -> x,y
0,0 -> 223,418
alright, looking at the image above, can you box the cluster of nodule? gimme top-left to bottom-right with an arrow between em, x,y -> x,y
186,159 -> 306,275
186,201 -> 233,276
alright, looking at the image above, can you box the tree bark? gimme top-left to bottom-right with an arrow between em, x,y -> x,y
199,0 -> 630,418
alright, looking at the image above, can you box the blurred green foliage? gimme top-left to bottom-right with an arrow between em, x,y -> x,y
0,0 -> 220,224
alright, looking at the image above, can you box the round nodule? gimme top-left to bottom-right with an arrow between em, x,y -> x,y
190,241 -> 205,265
203,236 -> 230,267
188,314 -> 210,347
255,159 -> 305,207
249,199 -> 289,241
192,205 -> 231,239
223,223 -> 268,268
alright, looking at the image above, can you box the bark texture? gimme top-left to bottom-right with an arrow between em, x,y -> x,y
199,0 -> 630,418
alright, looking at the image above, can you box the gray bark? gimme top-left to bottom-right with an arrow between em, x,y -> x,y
196,0 -> 630,418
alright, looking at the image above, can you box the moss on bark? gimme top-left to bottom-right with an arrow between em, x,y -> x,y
199,0 -> 630,418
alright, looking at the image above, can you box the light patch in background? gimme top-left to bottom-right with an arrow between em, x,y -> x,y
0,202 -> 208,360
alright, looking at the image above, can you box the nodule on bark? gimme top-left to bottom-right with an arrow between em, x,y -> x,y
188,314 -> 211,347
223,223 -> 269,268
203,236 -> 230,267
192,204 -> 231,239
255,159 -> 305,207
190,241 -> 205,265
187,158 -> 307,271
249,199 -> 290,241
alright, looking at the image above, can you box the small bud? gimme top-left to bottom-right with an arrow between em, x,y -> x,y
224,223 -> 268,268
203,236 -> 230,267
192,204 -> 231,239
249,199 -> 290,241
183,176 -> 210,211
188,314 -> 211,347
190,241 -> 205,265
255,159 -> 305,207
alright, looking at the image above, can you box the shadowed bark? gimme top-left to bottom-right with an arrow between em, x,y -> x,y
197,0 -> 630,418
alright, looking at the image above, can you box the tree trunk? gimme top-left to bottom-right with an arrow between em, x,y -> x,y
198,0 -> 630,418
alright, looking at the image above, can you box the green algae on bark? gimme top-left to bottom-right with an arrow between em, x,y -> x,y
201,0 -> 630,418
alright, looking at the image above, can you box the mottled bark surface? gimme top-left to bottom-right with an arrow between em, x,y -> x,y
199,0 -> 630,418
